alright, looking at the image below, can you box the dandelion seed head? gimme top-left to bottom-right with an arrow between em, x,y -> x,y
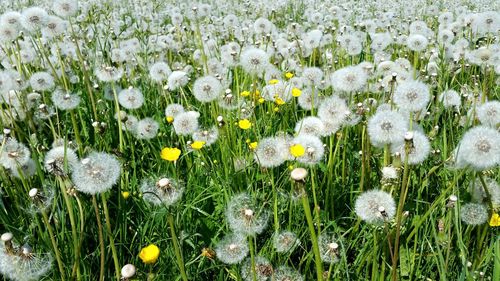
355,189 -> 396,224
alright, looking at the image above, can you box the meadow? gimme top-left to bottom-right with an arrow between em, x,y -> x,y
0,0 -> 499,280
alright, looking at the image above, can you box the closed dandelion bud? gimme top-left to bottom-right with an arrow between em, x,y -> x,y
446,195 -> 458,208
214,233 -> 249,264
290,167 -> 308,182
121,264 -> 136,279
460,203 -> 488,225
1,232 -> 14,253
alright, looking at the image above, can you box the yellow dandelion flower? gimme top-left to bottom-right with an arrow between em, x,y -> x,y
249,142 -> 258,150
161,147 -> 181,162
292,88 -> 302,97
254,90 -> 260,98
139,244 -> 160,264
275,97 -> 285,105
238,119 -> 252,130
290,144 -> 305,157
121,191 -> 130,199
240,91 -> 250,97
191,141 -> 205,150
285,72 -> 294,79
166,116 -> 174,123
258,98 -> 265,104
269,79 -> 279,85
489,213 -> 500,227
273,107 -> 280,112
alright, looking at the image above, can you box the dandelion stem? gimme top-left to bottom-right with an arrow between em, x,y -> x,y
41,210 -> 65,281
248,236 -> 258,281
101,194 -> 121,280
301,187 -> 324,281
92,195 -> 105,281
167,213 -> 188,281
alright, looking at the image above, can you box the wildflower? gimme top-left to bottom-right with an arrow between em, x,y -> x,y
161,147 -> 181,162
292,88 -> 302,97
240,47 -> 270,75
240,91 -> 250,97
135,118 -> 159,140
71,152 -> 121,195
193,75 -> 223,103
275,97 -> 285,105
476,101 -> 499,128
122,191 -> 130,199
273,266 -> 304,281
95,65 -> 124,82
318,233 -> 341,264
291,135 -> 324,165
393,80 -> 430,112
330,66 -> 367,93
165,103 -> 185,119
141,177 -> 184,206
301,67 -> 323,87
238,119 -> 252,130
166,116 -> 174,123
173,111 -> 200,136
460,203 -> 488,225
51,90 -> 81,110
225,193 -> 269,236
455,126 -> 500,170
52,0 -> 79,18
273,231 -> 300,253
20,7 -> 48,32
192,127 -> 219,146
290,144 -> 305,158
391,130 -> 431,165
355,190 -> 396,224
294,117 -> 325,137
214,233 -> 248,264
285,72 -> 294,79
367,110 -> 408,147
269,79 -> 279,85
249,142 -> 258,150
167,71 -> 189,91
240,256 -> 273,281
258,98 -> 265,104
438,90 -> 461,108
489,213 -> 500,227
470,178 -> 500,208
406,34 -> 428,52
149,62 -> 172,82
0,139 -> 31,170
139,244 -> 160,264
30,72 -> 55,92
254,136 -> 289,168
191,141 -> 205,150
118,88 -> 144,109
44,146 -> 79,176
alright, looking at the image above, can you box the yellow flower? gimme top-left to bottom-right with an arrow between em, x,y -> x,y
269,79 -> 279,85
275,97 -> 285,105
238,119 -> 252,130
489,213 -> 500,227
122,191 -> 130,199
166,116 -> 174,123
161,147 -> 181,162
254,90 -> 260,98
258,98 -> 265,104
292,88 -> 302,97
139,244 -> 160,264
285,72 -> 294,79
191,141 -> 205,150
240,91 -> 250,97
290,144 -> 305,157
249,142 -> 258,150
273,107 -> 280,112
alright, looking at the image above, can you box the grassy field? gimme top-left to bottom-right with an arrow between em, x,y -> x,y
0,0 -> 499,280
